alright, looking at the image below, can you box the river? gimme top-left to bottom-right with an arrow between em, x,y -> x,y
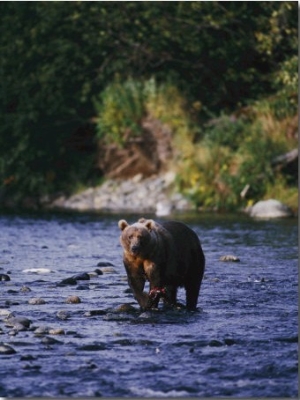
0,211 -> 298,398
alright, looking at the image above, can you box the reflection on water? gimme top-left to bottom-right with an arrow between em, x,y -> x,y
0,211 -> 298,397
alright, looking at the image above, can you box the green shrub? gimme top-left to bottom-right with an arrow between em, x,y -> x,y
94,78 -> 146,146
94,77 -> 297,212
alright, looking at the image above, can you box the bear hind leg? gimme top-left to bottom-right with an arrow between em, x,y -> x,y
163,285 -> 177,307
185,280 -> 201,311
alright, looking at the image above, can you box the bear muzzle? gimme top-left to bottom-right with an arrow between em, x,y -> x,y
130,244 -> 141,254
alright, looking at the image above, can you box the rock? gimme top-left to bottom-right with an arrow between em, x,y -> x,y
58,277 -> 77,286
28,298 -> 46,305
96,262 -> 114,267
34,326 -> 50,335
209,339 -> 223,347
0,344 -> 16,355
115,304 -> 137,312
0,274 -> 10,281
5,316 -> 31,329
20,355 -> 36,361
20,286 -> 32,292
71,273 -> 90,281
0,309 -> 12,317
247,199 -> 293,219
22,268 -> 53,274
88,269 -> 104,278
5,300 -> 19,306
50,172 -> 194,213
155,200 -> 173,216
56,310 -> 70,320
220,255 -> 240,262
224,338 -> 236,346
138,312 -> 153,319
99,267 -> 116,274
65,295 -> 81,304
76,284 -> 90,290
84,310 -> 107,317
49,328 -> 65,335
78,343 -> 106,351
93,268 -> 104,276
41,336 -> 63,345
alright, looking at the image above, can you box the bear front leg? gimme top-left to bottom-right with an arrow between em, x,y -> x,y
124,262 -> 152,310
144,260 -> 166,308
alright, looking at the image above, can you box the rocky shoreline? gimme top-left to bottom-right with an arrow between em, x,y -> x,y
47,172 -> 295,219
1,172 -> 294,219
48,172 -> 194,216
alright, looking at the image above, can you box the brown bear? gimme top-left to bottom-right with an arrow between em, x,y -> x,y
118,218 -> 205,310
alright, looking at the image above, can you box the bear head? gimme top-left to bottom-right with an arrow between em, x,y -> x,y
118,219 -> 156,257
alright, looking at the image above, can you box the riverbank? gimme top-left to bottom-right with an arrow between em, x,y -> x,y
48,172 -> 194,216
46,172 -> 295,219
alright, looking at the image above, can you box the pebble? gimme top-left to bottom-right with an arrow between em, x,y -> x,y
78,343 -> 106,351
219,255 -> 240,262
208,339 -> 223,347
20,355 -> 36,361
56,310 -> 70,320
138,312 -> 153,319
41,336 -> 63,345
76,284 -> 90,290
100,267 -> 117,274
49,328 -> 65,335
84,310 -> 107,317
88,269 -> 103,277
28,298 -> 46,305
97,262 -> 114,267
22,268 -> 53,274
94,268 -> 104,275
0,309 -> 12,317
5,299 -> 19,306
34,326 -> 50,335
11,323 -> 27,332
0,343 -> 16,355
115,304 -> 137,312
224,338 -> 236,346
5,316 -> 31,329
20,286 -> 32,292
65,295 -> 81,304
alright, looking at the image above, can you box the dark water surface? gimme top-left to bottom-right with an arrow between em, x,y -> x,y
0,211 -> 298,398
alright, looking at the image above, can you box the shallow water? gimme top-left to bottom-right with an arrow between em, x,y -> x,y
0,211 -> 298,398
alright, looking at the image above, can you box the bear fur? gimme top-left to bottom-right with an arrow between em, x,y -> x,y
118,218 -> 205,310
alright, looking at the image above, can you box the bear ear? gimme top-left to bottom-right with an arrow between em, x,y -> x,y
145,219 -> 155,231
118,220 -> 129,231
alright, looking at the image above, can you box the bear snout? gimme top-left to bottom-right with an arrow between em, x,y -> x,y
130,244 -> 141,254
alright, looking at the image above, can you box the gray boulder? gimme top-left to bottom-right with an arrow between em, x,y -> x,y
248,199 -> 294,219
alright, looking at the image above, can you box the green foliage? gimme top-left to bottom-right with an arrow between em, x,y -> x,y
94,77 -> 196,148
94,78 -> 146,146
176,103 -> 297,211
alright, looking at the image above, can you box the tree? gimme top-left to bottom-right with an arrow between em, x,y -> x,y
0,1 -> 297,204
